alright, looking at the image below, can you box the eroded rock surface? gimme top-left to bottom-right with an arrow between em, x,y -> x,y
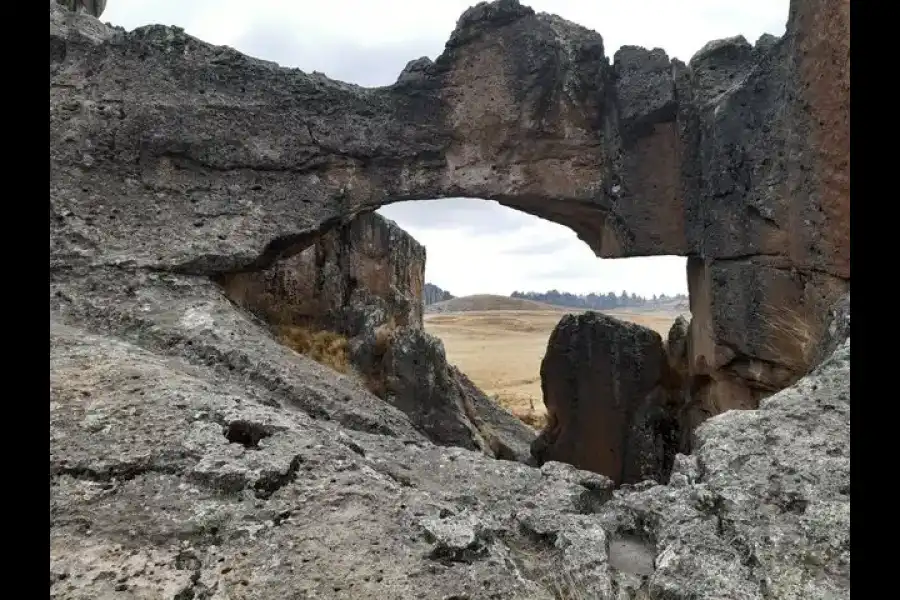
351,323 -> 537,462
218,211 -> 425,335
812,292 -> 850,366
50,1 -> 850,597
54,0 -> 106,19
50,0 -> 848,415
50,316 -> 615,600
597,336 -> 850,600
49,288 -> 850,599
532,313 -> 680,485
214,209 -> 535,461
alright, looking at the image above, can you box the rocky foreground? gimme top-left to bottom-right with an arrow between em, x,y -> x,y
50,288 -> 849,598
50,0 -> 850,598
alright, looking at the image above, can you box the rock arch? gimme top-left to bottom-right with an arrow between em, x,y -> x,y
50,0 -> 849,408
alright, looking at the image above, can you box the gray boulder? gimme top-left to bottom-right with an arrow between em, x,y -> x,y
532,312 -> 680,485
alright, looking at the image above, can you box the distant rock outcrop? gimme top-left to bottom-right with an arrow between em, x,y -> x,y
532,312 -> 681,484
424,283 -> 454,306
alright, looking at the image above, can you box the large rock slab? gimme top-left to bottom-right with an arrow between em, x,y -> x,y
597,337 -> 850,599
49,0 -> 849,417
532,312 -> 680,485
218,211 -> 425,335
352,325 -> 537,462
49,280 -> 850,599
215,209 -> 535,461
51,313 -> 617,599
50,269 -> 425,440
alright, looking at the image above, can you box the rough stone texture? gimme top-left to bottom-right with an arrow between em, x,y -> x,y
49,0 -> 848,415
532,312 -> 680,485
212,208 -> 535,462
686,253 -> 848,404
664,315 -> 700,453
666,315 -> 690,378
812,292 -> 850,367
55,0 -> 106,19
218,211 -> 425,336
50,270 -> 425,441
677,0 -> 851,399
50,315 -> 617,600
457,366 -> 539,463
597,337 -> 851,600
48,289 -> 850,599
351,325 -> 537,462
50,1 -> 851,597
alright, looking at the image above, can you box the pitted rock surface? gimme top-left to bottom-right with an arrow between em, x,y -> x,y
50,0 -> 848,411
596,337 -> 850,600
532,312 -> 680,485
50,1 -> 850,598
219,211 -> 426,336
49,300 -> 850,599
215,209 -> 535,461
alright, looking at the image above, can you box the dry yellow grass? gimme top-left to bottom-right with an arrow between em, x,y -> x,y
761,302 -> 824,381
276,325 -> 352,374
424,308 -> 686,429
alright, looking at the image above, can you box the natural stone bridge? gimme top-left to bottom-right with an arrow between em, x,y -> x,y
50,2 -> 851,597
50,0 -> 849,408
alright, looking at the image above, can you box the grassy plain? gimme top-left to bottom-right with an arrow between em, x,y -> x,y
424,301 -> 687,428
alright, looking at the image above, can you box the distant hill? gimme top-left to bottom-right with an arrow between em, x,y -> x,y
424,283 -> 454,305
511,290 -> 688,312
425,294 -> 565,314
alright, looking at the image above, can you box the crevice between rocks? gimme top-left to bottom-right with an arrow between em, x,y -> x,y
50,460 -> 185,484
253,454 -> 304,500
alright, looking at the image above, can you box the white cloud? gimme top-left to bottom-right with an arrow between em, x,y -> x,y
379,200 -> 688,297
101,0 -> 788,298
103,0 -> 788,78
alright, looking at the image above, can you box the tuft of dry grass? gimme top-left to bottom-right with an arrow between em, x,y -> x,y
494,393 -> 548,430
358,323 -> 396,398
276,325 -> 351,374
761,302 -> 823,378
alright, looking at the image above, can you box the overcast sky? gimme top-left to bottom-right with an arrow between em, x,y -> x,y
103,0 -> 788,298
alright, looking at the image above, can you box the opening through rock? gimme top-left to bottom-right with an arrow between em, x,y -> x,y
211,196 -> 717,485
210,194 -> 834,487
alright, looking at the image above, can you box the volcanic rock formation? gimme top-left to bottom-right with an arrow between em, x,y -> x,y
49,0 -> 849,417
217,212 -> 425,336
532,313 -> 681,485
215,210 -> 535,460
50,0 -> 850,597
54,0 -> 106,19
